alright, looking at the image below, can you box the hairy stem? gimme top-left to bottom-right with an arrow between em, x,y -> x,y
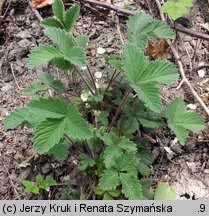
107,88 -> 132,132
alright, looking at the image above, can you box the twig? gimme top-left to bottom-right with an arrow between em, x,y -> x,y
75,0 -> 209,41
10,63 -> 22,91
86,65 -> 97,90
28,1 -> 43,21
155,0 -> 209,116
115,16 -> 124,45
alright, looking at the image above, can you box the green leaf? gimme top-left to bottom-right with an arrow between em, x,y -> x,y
108,189 -> 120,198
64,5 -> 80,31
22,180 -> 39,194
103,145 -> 123,169
100,132 -> 137,151
52,58 -> 73,71
40,178 -> 56,190
127,13 -> 175,49
27,44 -> 63,69
133,83 -> 162,113
75,35 -> 89,49
120,173 -> 142,199
93,187 -> 105,196
137,161 -> 151,176
97,110 -> 109,126
161,0 -> 193,21
37,72 -> 64,92
99,169 -> 119,190
47,139 -> 69,160
41,17 -> 64,29
137,111 -> 163,128
4,108 -> 30,129
121,117 -> 139,136
106,54 -> 123,71
137,146 -> 154,166
52,0 -> 65,23
44,28 -> 73,55
154,183 -> 176,200
167,98 -> 205,144
78,153 -> 95,171
36,174 -> 44,184
23,82 -> 48,96
122,43 -> 178,112
34,117 -> 66,154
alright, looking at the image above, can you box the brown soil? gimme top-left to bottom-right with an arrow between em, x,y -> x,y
0,0 -> 209,200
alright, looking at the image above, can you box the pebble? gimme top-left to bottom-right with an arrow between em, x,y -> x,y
97,47 -> 106,54
1,83 -> 12,92
198,69 -> 205,78
16,31 -> 31,39
203,169 -> 209,174
17,39 -> 31,48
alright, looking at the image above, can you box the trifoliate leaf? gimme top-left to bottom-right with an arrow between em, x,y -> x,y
167,98 -> 205,144
41,17 -> 64,29
100,132 -> 137,151
23,82 -> 48,96
161,0 -> 193,21
34,117 -> 66,154
122,43 -> 178,112
120,173 -> 142,199
99,170 -> 119,190
47,139 -> 69,160
154,183 -> 176,200
64,5 -> 80,31
52,0 -> 64,23
27,44 -> 63,69
78,153 -> 95,171
127,13 -> 175,49
75,35 -> 89,49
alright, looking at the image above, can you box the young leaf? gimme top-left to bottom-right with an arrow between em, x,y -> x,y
78,153 -> 95,171
52,58 -> 73,71
64,5 -> 80,31
161,0 -> 193,21
41,17 -> 64,29
27,44 -> 63,69
52,0 -> 65,23
47,139 -> 69,160
120,173 -> 142,199
36,174 -> 44,185
22,180 -> 39,194
154,183 -> 176,200
167,98 -> 204,144
40,178 -> 57,190
127,13 -> 175,49
99,169 -> 119,190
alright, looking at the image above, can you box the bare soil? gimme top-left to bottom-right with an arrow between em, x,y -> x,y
0,0 -> 209,199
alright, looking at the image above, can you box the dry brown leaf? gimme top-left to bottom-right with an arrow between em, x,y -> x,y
145,39 -> 166,59
32,0 -> 53,9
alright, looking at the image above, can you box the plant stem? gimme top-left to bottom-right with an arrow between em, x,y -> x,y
74,66 -> 94,95
65,134 -> 83,153
107,88 -> 132,132
87,65 -> 97,90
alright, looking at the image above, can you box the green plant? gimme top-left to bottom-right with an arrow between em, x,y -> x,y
161,0 -> 194,20
4,0 -> 204,200
22,174 -> 56,194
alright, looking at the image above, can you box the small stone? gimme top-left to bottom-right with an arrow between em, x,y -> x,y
1,83 -> 12,92
17,39 -> 31,48
97,47 -> 106,54
183,35 -> 192,42
41,163 -> 52,174
16,31 -> 31,39
203,169 -> 209,174
187,104 -> 197,110
198,69 -> 205,78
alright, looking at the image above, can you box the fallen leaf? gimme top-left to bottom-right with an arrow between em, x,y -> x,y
32,0 -> 53,9
145,39 -> 166,59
